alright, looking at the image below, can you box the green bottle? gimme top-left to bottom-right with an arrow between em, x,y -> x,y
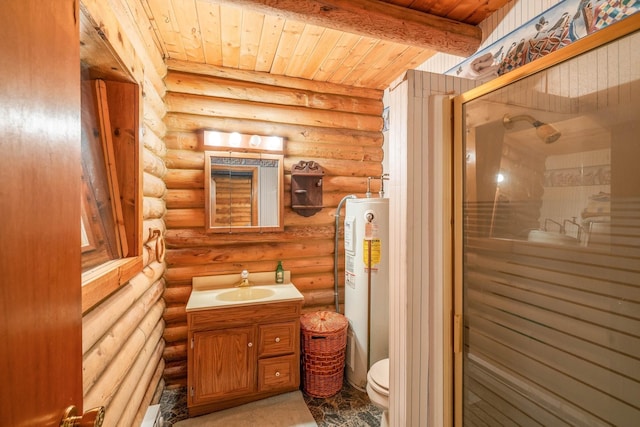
275,261 -> 284,284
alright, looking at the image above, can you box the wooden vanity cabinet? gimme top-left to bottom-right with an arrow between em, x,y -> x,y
187,300 -> 301,417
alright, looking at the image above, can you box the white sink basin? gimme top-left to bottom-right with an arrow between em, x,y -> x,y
216,287 -> 276,302
186,280 -> 304,312
528,230 -> 579,246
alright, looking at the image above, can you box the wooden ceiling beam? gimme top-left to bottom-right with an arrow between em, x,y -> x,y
205,0 -> 482,57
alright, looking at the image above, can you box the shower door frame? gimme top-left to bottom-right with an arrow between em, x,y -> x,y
451,13 -> 640,427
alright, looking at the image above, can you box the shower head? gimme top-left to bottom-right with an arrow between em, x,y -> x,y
503,113 -> 561,144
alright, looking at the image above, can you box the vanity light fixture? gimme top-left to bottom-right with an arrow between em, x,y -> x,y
201,129 -> 284,153
249,135 -> 262,147
229,132 -> 242,147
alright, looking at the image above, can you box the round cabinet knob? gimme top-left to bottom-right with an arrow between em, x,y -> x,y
248,342 -> 253,348
275,337 -> 280,343
275,371 -> 281,377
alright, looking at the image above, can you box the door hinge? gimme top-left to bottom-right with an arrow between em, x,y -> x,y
190,387 -> 194,397
453,314 -> 462,354
190,338 -> 194,349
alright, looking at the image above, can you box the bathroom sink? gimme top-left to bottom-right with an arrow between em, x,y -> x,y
215,287 -> 276,302
186,273 -> 304,311
527,230 -> 579,246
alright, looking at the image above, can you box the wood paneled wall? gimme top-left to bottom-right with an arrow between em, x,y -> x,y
80,1 -> 169,425
387,70 -> 478,427
162,61 -> 384,386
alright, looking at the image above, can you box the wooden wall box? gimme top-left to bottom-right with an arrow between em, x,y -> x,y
291,161 -> 324,217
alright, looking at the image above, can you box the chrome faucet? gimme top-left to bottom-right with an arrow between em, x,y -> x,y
544,218 -> 565,234
563,217 -> 583,241
236,270 -> 251,287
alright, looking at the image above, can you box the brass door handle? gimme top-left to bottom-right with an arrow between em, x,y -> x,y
60,405 -> 105,427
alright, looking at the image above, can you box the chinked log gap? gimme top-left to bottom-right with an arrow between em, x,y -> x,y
205,0 -> 482,57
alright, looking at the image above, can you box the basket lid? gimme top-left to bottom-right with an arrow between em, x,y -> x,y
300,311 -> 347,333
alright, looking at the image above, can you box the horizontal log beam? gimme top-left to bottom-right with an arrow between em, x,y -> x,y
163,343 -> 187,362
165,239 -> 335,266
164,116 -> 383,146
164,255 -> 335,282
163,285 -> 191,305
167,59 -> 382,100
165,71 -> 382,115
205,0 -> 482,56
165,92 -> 383,131
164,225 -> 337,247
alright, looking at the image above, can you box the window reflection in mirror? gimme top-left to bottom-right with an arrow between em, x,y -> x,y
205,151 -> 284,233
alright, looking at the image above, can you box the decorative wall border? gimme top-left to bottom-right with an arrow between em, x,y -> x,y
544,164 -> 611,187
447,0 -> 639,80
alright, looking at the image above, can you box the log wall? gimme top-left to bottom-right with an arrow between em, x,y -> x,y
80,1 -> 169,425
162,61 -> 385,386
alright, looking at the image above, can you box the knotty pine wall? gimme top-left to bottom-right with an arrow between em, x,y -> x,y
80,2 -> 169,425
161,60 -> 384,387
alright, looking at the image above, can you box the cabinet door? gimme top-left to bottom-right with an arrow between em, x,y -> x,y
191,326 -> 256,404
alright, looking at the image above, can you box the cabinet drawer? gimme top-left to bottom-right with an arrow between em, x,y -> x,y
258,354 -> 299,392
258,322 -> 298,357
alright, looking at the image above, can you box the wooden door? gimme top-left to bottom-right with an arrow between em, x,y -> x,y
0,1 -> 82,425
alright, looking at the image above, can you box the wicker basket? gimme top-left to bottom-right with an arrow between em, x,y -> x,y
300,311 -> 348,398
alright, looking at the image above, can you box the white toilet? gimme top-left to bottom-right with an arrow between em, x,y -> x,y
366,358 -> 390,427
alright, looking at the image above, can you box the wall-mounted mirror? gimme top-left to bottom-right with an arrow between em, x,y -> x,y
205,151 -> 284,233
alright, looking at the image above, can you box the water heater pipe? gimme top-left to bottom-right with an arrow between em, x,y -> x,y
334,194 -> 357,312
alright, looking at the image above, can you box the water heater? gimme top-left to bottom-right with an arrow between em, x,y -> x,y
344,197 -> 389,390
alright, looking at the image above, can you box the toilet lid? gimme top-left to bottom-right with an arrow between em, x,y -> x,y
368,358 -> 389,391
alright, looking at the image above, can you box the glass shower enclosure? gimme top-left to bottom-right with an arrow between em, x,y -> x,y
453,20 -> 640,426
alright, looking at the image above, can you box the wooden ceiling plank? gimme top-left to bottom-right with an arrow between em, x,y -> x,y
464,0 -> 512,26
139,0 -> 169,59
203,0 -> 482,56
366,46 -> 435,89
219,4 -> 242,68
386,0 -> 414,7
341,40 -> 400,87
326,36 -> 378,86
270,20 -> 306,75
167,58 -> 382,99
239,9 -> 265,69
298,28 -> 344,80
195,0 -> 223,66
446,0 -> 493,24
284,24 -> 326,77
407,0 -> 446,14
172,0 -> 206,62
146,0 -> 188,60
120,0 -> 167,74
255,14 -> 286,72
311,32 -> 361,82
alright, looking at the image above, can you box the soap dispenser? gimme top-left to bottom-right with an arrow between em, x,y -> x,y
275,261 -> 284,284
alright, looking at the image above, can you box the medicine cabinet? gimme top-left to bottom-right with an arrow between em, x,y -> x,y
205,151 -> 284,233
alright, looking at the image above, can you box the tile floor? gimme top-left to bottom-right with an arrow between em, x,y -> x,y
159,383 -> 382,426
